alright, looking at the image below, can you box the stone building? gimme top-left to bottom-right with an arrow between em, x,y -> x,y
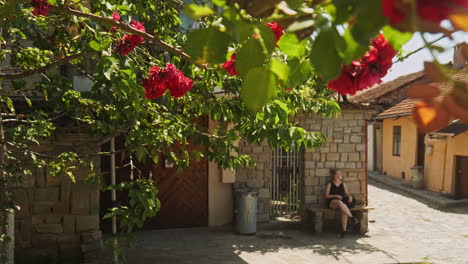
12,135 -> 102,263
235,104 -> 376,222
11,104 -> 377,262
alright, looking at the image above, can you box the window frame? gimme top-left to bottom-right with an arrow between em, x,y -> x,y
392,126 -> 401,156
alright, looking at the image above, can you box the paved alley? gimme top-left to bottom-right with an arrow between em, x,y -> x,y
124,181 -> 468,264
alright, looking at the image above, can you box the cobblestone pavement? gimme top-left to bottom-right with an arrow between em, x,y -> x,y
125,181 -> 468,264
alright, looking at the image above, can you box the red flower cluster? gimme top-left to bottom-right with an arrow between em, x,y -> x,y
328,34 -> 397,96
142,64 -> 194,99
382,0 -> 468,25
31,0 -> 51,16
115,21 -> 146,56
110,11 -> 121,32
222,22 -> 284,76
265,22 -> 284,43
222,54 -> 238,76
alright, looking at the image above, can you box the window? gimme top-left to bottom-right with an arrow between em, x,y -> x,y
393,126 -> 401,156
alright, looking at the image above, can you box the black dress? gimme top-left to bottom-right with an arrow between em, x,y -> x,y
327,181 -> 355,208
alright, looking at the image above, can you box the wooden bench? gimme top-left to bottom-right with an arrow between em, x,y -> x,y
305,206 -> 374,235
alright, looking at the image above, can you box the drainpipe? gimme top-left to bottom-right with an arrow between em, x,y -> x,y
110,137 -> 117,263
440,138 -> 448,194
365,119 -> 368,206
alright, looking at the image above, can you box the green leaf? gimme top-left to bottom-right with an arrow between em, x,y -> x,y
183,4 -> 214,20
332,0 -> 357,24
338,29 -> 367,64
286,58 -> 313,88
241,68 -> 278,112
270,59 -> 290,81
233,20 -> 254,43
286,0 -> 304,9
212,0 -> 226,7
255,23 -> 276,54
382,25 -> 413,51
236,38 -> 266,77
277,33 -> 306,57
351,0 -> 386,45
89,40 -> 102,52
185,27 -> 230,64
24,96 -> 32,107
311,29 -> 342,81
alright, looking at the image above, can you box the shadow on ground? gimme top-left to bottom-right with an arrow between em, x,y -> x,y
105,223 -> 400,264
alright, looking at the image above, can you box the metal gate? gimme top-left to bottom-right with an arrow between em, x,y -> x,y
271,147 -> 302,217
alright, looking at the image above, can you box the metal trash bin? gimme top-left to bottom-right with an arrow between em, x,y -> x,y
410,166 -> 424,189
235,191 -> 258,235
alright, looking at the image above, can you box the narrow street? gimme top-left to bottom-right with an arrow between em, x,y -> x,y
125,181 -> 468,264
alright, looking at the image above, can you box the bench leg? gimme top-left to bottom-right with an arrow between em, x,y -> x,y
314,212 -> 323,233
359,211 -> 369,235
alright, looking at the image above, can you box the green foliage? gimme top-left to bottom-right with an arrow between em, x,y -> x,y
382,26 -> 413,51
277,33 -> 307,57
241,67 -> 278,112
183,4 -> 214,20
351,0 -> 386,45
311,28 -> 342,81
104,179 -> 160,233
185,27 -> 231,64
235,37 -> 267,77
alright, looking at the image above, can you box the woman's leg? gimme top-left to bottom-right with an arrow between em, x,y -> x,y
341,211 -> 348,232
330,200 -> 353,232
336,201 -> 352,217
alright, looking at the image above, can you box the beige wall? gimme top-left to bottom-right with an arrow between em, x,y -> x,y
382,116 -> 418,181
425,133 -> 468,195
208,120 -> 233,226
208,161 -> 233,226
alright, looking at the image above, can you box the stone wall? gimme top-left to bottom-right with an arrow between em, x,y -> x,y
12,134 -> 102,264
236,108 -> 376,221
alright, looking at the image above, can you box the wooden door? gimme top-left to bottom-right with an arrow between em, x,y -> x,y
100,119 -> 209,231
144,151 -> 208,229
456,156 -> 468,199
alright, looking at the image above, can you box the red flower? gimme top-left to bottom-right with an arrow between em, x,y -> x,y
142,66 -> 167,99
165,64 -> 194,98
112,11 -> 121,21
382,0 -> 468,25
128,20 -> 145,45
110,11 -> 121,31
142,64 -> 193,99
31,0 -> 51,16
115,35 -> 136,56
265,22 -> 284,43
115,20 -> 146,56
222,53 -> 238,76
327,34 -> 396,95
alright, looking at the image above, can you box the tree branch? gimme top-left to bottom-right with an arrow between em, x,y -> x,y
0,53 -> 84,80
56,6 -> 207,69
393,35 -> 446,64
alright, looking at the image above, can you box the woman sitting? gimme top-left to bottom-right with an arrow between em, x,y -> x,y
325,169 -> 358,238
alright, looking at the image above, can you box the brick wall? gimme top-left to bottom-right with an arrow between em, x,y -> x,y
236,108 -> 376,221
12,134 -> 102,264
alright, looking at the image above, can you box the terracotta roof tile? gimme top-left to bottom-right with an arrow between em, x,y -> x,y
376,70 -> 468,119
350,71 -> 426,103
376,98 -> 419,118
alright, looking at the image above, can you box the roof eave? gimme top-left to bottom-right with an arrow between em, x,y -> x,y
374,112 -> 412,120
